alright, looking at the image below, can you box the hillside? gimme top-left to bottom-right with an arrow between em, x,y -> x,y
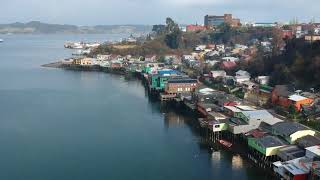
241,38 -> 320,89
0,21 -> 152,34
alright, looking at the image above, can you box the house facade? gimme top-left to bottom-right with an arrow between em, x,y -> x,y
272,122 -> 316,144
165,78 -> 198,94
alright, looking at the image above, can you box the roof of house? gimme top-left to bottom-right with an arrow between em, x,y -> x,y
289,94 -> 308,102
301,92 -> 318,99
272,122 -> 310,136
297,135 -> 320,148
224,106 -> 242,113
273,85 -> 294,97
242,110 -> 283,125
260,84 -> 273,93
256,135 -> 287,148
245,129 -> 268,138
236,70 -> 250,75
236,105 -> 256,111
283,158 -> 312,175
306,145 -> 320,156
221,61 -> 237,69
228,117 -> 248,126
277,145 -> 306,161
168,76 -> 197,84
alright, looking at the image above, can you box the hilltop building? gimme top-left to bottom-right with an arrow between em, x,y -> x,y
204,14 -> 241,28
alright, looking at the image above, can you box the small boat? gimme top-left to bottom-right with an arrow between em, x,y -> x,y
0,39 -> 3,43
219,139 -> 232,148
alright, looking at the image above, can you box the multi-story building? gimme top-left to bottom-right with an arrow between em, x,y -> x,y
165,78 -> 198,95
204,14 -> 241,28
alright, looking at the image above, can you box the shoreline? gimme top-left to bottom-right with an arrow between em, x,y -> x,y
41,61 -> 276,178
42,62 -> 127,75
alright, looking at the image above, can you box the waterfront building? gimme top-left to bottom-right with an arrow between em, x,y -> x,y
305,145 -> 320,159
238,110 -> 282,126
209,118 -> 229,132
148,69 -> 179,91
277,145 -> 306,161
165,78 -> 198,95
110,60 -> 123,68
143,63 -> 165,74
272,122 -> 316,144
305,35 -> 320,42
273,157 -> 312,180
227,109 -> 282,135
144,55 -> 157,62
248,135 -> 287,157
72,58 -> 94,66
297,135 -> 320,149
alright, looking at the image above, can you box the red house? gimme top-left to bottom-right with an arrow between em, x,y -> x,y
186,25 -> 207,32
282,30 -> 293,39
220,61 -> 237,70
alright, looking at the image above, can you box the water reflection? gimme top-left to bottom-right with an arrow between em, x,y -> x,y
211,151 -> 221,162
164,111 -> 186,128
232,154 -> 244,170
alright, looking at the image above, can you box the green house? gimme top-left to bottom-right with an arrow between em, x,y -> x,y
149,75 -> 171,91
248,136 -> 287,156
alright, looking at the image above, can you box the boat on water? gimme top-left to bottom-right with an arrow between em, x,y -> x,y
219,139 -> 232,148
0,39 -> 3,43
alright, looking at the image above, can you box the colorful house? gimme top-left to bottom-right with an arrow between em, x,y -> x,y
209,119 -> 228,132
272,122 -> 316,144
148,69 -> 179,91
273,157 -> 311,180
272,85 -> 294,107
248,135 -> 287,156
165,78 -> 198,95
272,85 -> 313,111
288,94 -> 314,112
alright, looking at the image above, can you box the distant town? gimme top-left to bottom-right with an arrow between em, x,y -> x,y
43,13 -> 320,180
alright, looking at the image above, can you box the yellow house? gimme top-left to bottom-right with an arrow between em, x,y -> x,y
272,122 -> 316,144
80,58 -> 93,65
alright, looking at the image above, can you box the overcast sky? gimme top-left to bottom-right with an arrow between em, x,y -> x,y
1,0 -> 319,25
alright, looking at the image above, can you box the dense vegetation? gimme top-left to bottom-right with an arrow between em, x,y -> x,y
239,38 -> 320,89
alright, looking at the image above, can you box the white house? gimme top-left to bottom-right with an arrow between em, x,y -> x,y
234,70 -> 251,84
195,45 -> 206,51
256,76 -> 270,85
236,70 -> 250,77
97,54 -> 112,61
222,57 -> 239,62
210,71 -> 227,79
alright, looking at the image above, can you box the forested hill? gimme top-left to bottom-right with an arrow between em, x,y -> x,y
242,38 -> 320,89
0,21 -> 152,34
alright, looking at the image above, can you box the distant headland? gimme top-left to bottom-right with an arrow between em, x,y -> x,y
0,21 -> 152,34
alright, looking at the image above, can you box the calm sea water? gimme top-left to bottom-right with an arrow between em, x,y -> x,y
0,34 -> 266,180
